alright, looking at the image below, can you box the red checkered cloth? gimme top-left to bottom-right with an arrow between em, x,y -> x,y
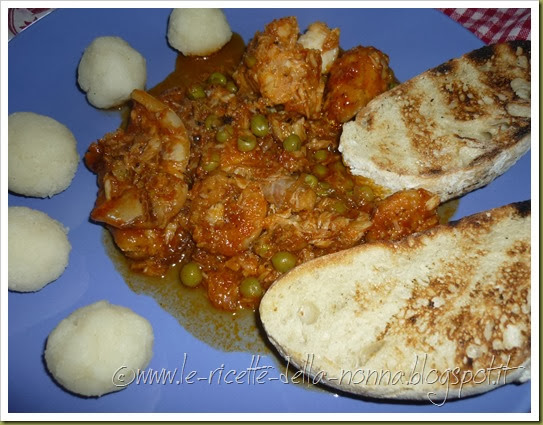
8,8 -> 53,40
439,8 -> 531,44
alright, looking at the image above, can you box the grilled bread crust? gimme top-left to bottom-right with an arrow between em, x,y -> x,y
339,41 -> 531,202
260,201 -> 531,401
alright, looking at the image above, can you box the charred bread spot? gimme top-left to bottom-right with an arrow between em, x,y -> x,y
487,75 -> 517,95
510,40 -> 531,56
399,95 -> 450,168
512,200 -> 531,218
469,147 -> 501,167
513,125 -> 531,143
440,79 -> 489,121
431,61 -> 453,76
467,44 -> 496,65
469,214 -> 495,232
361,113 -> 374,131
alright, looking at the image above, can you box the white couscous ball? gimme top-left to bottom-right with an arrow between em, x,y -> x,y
78,36 -> 146,109
9,206 -> 71,292
44,300 -> 154,397
167,8 -> 232,56
9,112 -> 79,198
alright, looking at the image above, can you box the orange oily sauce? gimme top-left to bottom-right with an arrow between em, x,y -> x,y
104,230 -> 271,354
149,33 -> 246,96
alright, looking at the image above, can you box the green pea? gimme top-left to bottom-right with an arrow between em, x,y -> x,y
245,54 -> 257,68
271,251 -> 297,273
180,262 -> 203,287
303,174 -> 318,189
209,72 -> 227,86
240,277 -> 263,298
255,241 -> 270,257
188,85 -> 206,100
331,160 -> 346,172
316,181 -> 333,197
215,125 -> 233,143
283,134 -> 301,152
250,114 -> 269,137
312,164 -> 328,179
355,185 -> 375,202
237,135 -> 257,152
226,81 -> 238,93
332,200 -> 348,214
314,149 -> 328,162
205,114 -> 221,130
202,152 -> 220,172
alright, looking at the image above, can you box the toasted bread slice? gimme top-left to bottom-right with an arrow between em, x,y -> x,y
339,41 -> 531,202
260,201 -> 531,401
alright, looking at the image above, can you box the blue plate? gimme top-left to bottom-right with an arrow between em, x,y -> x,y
8,8 -> 531,414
